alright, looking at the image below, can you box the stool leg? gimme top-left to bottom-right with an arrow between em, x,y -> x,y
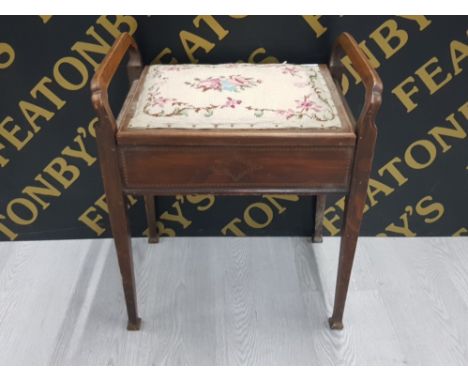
313,194 -> 326,243
144,195 -> 159,244
107,192 -> 141,331
328,186 -> 368,330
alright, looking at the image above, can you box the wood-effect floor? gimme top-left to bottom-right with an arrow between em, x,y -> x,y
0,237 -> 467,365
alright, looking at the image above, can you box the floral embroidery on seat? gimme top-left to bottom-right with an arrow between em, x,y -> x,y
245,70 -> 336,122
248,95 -> 323,120
185,75 -> 262,92
134,63 -> 341,129
144,93 -> 244,118
281,66 -> 301,77
222,97 -> 242,108
295,95 -> 322,113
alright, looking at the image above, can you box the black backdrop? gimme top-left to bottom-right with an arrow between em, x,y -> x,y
0,16 -> 467,241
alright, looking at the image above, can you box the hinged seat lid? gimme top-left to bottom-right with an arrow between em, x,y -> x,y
127,63 -> 345,130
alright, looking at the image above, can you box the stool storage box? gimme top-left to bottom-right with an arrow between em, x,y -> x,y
91,32 -> 383,331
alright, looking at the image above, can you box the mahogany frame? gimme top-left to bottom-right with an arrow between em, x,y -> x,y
91,32 -> 382,331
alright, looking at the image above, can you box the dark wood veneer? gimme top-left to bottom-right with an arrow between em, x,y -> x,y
91,32 -> 382,331
119,146 -> 353,191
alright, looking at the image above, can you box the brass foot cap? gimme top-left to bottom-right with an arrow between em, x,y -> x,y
127,318 -> 142,331
328,317 -> 344,330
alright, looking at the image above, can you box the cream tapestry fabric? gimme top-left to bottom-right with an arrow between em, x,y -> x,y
128,63 -> 342,129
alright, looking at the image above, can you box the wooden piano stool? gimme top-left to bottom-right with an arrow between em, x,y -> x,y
90,32 -> 383,331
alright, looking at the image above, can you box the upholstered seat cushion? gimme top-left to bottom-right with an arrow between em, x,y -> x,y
128,63 -> 343,130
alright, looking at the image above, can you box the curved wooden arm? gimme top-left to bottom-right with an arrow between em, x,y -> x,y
91,32 -> 142,132
329,32 -> 383,135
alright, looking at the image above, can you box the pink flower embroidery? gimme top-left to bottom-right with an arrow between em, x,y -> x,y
284,109 -> 296,119
282,66 -> 300,76
229,75 -> 256,86
223,97 -> 242,108
197,78 -> 222,92
187,75 -> 261,92
152,96 -> 170,107
295,96 -> 321,112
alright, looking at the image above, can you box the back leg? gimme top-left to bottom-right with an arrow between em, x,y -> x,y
313,194 -> 326,243
144,195 -> 159,243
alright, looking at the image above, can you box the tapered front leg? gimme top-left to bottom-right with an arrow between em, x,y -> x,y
328,126 -> 377,330
313,194 -> 326,243
144,195 -> 159,243
107,191 -> 141,331
328,186 -> 368,330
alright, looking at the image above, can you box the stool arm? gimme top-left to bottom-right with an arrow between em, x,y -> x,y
329,32 -> 383,135
91,32 -> 142,133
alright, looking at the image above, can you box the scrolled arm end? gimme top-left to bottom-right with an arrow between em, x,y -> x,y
330,32 -> 383,134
